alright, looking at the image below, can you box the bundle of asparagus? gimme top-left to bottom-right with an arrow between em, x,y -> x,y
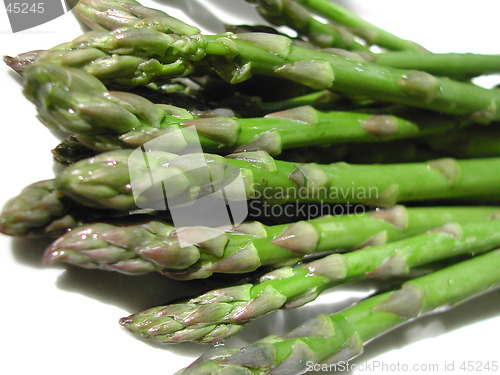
2,1 -> 500,374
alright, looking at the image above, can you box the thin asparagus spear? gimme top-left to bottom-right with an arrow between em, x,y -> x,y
295,0 -> 426,51
27,29 -> 500,122
175,250 -> 500,374
43,206 -> 500,277
120,219 -> 500,343
24,63 -> 461,155
322,48 -> 500,80
55,148 -> 500,210
372,51 -> 500,78
245,0 -> 368,50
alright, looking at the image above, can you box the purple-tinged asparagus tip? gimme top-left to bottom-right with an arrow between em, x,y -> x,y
119,316 -> 133,326
4,50 -> 44,75
42,249 -> 65,265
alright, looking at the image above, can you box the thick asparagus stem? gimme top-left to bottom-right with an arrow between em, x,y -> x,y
175,250 -> 500,374
55,148 -> 500,211
27,28 -> 500,121
295,0 -> 425,51
24,63 -> 461,155
120,220 -> 500,344
43,206 -> 500,277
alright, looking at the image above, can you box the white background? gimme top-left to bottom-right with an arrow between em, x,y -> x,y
0,1 -> 499,374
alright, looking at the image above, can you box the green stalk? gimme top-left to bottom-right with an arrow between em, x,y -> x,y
120,220 -> 500,344
373,51 -> 500,78
295,0 -> 425,51
245,0 -> 368,50
175,250 -> 500,374
43,206 -> 500,278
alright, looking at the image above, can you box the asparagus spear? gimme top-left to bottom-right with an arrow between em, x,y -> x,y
73,0 -> 200,35
13,45 -> 500,83
120,219 -> 500,343
0,180 -> 78,237
25,63 -> 461,155
28,29 -> 500,122
175,250 -> 500,374
43,206 -> 500,277
372,51 -> 500,78
294,0 -> 426,51
245,0 -> 368,50
56,148 -> 500,211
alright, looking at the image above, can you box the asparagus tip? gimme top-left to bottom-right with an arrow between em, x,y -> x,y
119,316 -> 132,326
4,50 -> 44,75
42,248 -> 64,265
